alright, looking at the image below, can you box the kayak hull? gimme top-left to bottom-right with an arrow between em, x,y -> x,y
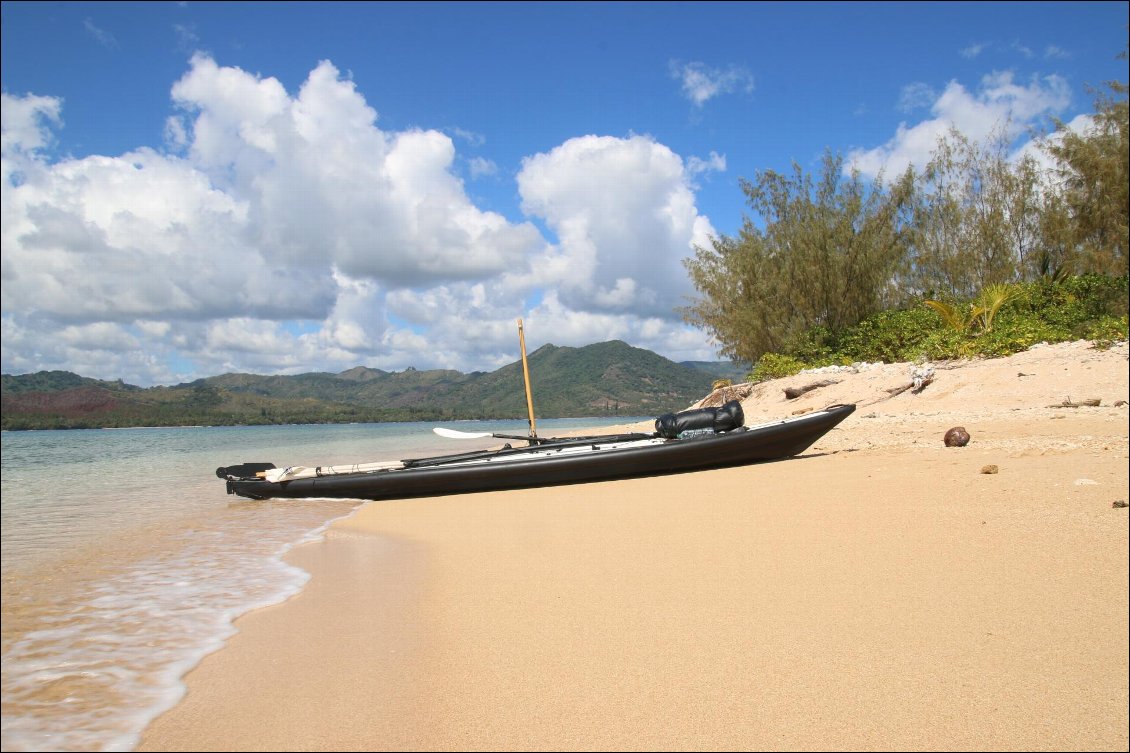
219,404 -> 855,501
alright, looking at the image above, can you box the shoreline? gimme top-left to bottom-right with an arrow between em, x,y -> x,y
138,342 -> 1129,751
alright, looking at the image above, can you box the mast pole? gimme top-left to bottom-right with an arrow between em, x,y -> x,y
517,318 -> 538,441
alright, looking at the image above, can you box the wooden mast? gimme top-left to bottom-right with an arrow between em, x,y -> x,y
516,318 -> 537,441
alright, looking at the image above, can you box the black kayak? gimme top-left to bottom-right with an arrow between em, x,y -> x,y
216,402 -> 855,502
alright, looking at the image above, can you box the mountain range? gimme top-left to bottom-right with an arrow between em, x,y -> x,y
0,340 -> 750,430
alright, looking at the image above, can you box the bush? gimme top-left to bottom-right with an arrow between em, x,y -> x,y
748,353 -> 808,382
755,274 -> 1127,372
1027,274 -> 1127,335
832,307 -> 949,363
781,326 -> 837,364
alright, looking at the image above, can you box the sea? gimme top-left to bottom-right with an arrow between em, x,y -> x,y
0,417 -> 643,752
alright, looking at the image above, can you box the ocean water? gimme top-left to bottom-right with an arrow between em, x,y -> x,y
0,417 -> 642,752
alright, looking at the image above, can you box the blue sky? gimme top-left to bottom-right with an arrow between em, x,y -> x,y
2,1 -> 1127,386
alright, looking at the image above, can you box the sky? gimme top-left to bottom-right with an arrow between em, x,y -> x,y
2,1 -> 1127,387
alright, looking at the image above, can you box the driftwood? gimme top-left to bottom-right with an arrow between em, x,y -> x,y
885,382 -> 914,397
784,379 -> 839,400
1047,397 -> 1102,408
695,382 -> 755,408
884,369 -> 936,398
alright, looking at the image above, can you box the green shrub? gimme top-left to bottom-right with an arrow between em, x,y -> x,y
757,274 -> 1127,371
1083,314 -> 1129,341
832,307 -> 947,363
748,353 -> 808,382
782,326 -> 836,364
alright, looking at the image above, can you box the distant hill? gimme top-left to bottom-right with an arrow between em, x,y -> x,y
1,341 -> 737,430
680,359 -> 751,383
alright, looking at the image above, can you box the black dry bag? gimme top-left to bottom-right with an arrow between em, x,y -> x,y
654,399 -> 745,439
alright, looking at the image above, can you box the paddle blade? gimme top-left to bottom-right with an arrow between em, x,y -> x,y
433,427 -> 494,439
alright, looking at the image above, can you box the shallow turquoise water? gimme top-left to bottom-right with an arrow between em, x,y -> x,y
0,417 -> 643,751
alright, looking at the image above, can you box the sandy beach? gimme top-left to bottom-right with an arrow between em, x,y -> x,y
138,340 -> 1129,752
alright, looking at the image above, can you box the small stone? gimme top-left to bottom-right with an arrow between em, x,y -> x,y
980,465 -> 998,474
1114,501 -> 1128,509
944,426 -> 970,447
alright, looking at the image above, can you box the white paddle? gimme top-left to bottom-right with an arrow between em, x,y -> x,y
433,427 -> 494,439
432,427 -> 545,443
433,320 -> 543,445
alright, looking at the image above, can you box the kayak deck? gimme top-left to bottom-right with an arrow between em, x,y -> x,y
217,404 -> 856,501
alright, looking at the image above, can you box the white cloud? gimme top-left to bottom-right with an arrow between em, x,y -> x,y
55,321 -> 140,353
897,83 -> 937,113
1,143 -> 333,324
468,156 -> 498,178
173,23 -> 199,53
686,151 -> 726,176
135,320 -> 171,338
166,55 -> 544,284
522,291 -> 715,364
163,115 -> 188,149
205,318 -> 294,354
0,92 -> 62,155
83,18 -> 118,50
669,60 -> 754,107
960,43 -> 987,60
1015,112 -> 1094,175
449,127 -> 485,147
846,71 -> 1071,178
515,134 -> 716,317
0,312 -> 180,386
319,270 -> 385,352
2,59 -> 725,385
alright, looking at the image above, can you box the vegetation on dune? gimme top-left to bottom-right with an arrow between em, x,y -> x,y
746,274 -> 1127,382
683,53 -> 1128,382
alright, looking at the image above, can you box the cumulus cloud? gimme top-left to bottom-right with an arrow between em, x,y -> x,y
1014,112 -> 1094,174
515,134 -> 716,318
0,312 -> 181,387
846,70 -> 1071,178
6,50 -> 1087,388
2,57 -> 723,384
1,92 -> 62,155
162,54 -> 545,285
2,143 -> 334,324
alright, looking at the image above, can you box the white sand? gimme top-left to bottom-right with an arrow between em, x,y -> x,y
139,340 -> 1129,751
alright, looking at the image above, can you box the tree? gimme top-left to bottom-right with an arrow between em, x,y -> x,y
682,151 -> 915,364
908,126 -> 1047,298
1040,58 -> 1129,276
682,48 -> 1127,367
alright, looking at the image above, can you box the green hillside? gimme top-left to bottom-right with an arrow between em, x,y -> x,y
1,341 -> 732,430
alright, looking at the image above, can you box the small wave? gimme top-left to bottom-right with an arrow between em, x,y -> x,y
1,500 -> 359,752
